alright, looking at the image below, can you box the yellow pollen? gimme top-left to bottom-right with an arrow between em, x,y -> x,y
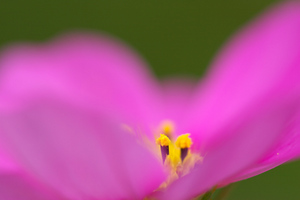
155,132 -> 202,191
156,134 -> 171,146
175,133 -> 192,149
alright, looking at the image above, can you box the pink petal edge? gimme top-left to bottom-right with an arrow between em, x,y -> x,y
0,32 -> 163,139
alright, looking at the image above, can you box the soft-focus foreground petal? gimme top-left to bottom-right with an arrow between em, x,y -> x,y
0,171 -> 62,200
0,98 -> 166,199
0,33 -> 162,138
159,2 -> 300,199
0,146 -> 18,172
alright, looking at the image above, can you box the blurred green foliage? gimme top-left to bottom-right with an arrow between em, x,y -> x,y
0,0 -> 279,78
1,1 -> 299,199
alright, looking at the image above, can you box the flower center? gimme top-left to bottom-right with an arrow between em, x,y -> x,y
121,120 -> 202,189
155,121 -> 202,189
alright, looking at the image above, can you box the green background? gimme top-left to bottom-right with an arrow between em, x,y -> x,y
1,1 -> 299,199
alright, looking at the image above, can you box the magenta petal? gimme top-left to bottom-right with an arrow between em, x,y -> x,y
160,77 -> 197,135
223,107 -> 300,184
0,33 -> 163,137
0,171 -> 61,200
159,99 -> 298,200
258,109 -> 300,166
0,147 -> 18,172
158,2 -> 300,199
0,99 -> 166,199
183,2 -> 300,149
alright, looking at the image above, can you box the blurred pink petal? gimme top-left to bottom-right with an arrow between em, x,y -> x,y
0,1 -> 300,200
158,98 -> 298,200
183,1 -> 300,150
0,33 -> 163,138
159,1 -> 300,199
160,77 -> 197,136
0,34 -> 166,199
0,99 -> 166,199
222,107 -> 300,184
0,171 -> 61,200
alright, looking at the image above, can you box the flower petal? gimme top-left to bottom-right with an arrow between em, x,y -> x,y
158,99 -> 299,200
0,98 -> 166,199
0,33 -> 163,138
0,147 -> 18,172
0,171 -> 61,200
160,77 -> 197,136
159,2 -> 300,199
183,1 -> 300,149
222,107 -> 300,184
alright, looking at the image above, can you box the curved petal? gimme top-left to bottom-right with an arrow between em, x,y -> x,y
0,98 -> 166,199
158,98 -> 299,200
182,1 -> 300,150
158,2 -> 300,199
222,107 -> 300,184
0,33 -> 163,138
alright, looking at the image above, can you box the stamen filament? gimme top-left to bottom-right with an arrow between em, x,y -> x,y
155,125 -> 202,189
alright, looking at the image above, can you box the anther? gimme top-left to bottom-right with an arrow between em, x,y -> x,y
156,134 -> 171,163
175,134 -> 192,162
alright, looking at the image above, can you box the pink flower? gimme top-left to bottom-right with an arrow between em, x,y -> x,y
0,2 -> 300,200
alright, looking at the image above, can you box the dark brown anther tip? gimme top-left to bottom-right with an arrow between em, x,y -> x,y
181,148 -> 188,162
160,145 -> 169,163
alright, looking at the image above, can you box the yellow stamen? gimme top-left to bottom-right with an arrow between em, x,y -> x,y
156,134 -> 171,146
155,132 -> 202,191
175,133 -> 192,149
